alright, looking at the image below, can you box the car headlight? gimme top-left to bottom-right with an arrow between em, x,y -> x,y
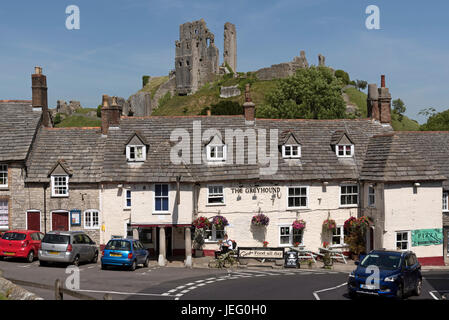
384,275 -> 398,282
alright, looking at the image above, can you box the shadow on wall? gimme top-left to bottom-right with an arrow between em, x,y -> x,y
250,225 -> 267,243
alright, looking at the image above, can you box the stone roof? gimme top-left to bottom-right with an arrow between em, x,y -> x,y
26,127 -> 105,183
101,116 -> 393,183
0,101 -> 41,162
361,132 -> 447,183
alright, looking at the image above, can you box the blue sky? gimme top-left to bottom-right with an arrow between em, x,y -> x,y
1,0 -> 448,123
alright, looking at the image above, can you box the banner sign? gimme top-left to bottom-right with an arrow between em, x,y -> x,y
411,228 -> 443,247
238,247 -> 284,259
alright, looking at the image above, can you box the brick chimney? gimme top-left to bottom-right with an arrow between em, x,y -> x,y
101,95 -> 121,135
367,75 -> 391,124
32,66 -> 50,127
243,84 -> 255,122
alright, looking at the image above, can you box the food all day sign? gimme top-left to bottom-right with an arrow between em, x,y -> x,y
412,229 -> 443,247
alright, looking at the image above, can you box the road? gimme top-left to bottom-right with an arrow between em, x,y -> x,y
1,258 -> 448,300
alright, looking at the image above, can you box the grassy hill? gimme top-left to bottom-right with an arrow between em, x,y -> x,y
54,108 -> 101,128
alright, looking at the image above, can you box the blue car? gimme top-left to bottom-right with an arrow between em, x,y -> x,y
101,239 -> 150,271
347,250 -> 422,299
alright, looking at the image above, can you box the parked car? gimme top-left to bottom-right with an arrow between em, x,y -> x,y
101,239 -> 149,271
38,231 -> 98,267
0,230 -> 44,263
347,250 -> 422,299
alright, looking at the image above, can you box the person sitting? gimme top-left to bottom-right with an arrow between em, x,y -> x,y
214,234 -> 233,258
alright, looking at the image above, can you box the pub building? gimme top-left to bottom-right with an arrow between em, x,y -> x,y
99,79 -> 448,266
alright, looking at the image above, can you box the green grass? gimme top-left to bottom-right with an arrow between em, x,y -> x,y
74,108 -> 98,115
55,115 -> 101,128
140,76 -> 170,99
344,87 -> 368,117
391,113 -> 420,131
0,293 -> 7,300
151,74 -> 280,116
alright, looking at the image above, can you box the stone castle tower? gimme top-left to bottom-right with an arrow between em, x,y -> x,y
175,19 -> 220,95
223,22 -> 237,73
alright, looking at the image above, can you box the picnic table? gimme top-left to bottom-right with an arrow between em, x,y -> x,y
318,246 -> 347,264
288,246 -> 318,266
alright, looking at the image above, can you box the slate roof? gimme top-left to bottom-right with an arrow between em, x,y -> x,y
26,127 -> 105,183
360,132 -> 447,183
101,116 -> 393,183
0,101 -> 41,162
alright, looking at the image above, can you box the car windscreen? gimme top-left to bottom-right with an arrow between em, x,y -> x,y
360,254 -> 402,270
105,240 -> 131,251
42,234 -> 70,244
2,232 -> 26,241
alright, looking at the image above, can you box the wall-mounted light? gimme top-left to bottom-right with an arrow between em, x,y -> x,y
413,182 -> 420,194
118,184 -> 123,189
322,181 -> 329,192
252,194 -> 257,200
237,195 -> 241,201
414,182 -> 420,187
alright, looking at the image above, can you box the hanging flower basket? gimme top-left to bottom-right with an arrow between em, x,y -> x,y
344,216 -> 358,232
192,216 -> 211,229
292,219 -> 306,231
263,241 -> 269,247
212,215 -> 229,228
251,213 -> 270,227
322,219 -> 337,233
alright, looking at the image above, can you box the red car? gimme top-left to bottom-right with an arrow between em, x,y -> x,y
0,230 -> 44,263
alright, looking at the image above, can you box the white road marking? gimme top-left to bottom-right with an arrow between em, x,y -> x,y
313,283 -> 347,300
74,289 -> 170,297
429,291 -> 440,300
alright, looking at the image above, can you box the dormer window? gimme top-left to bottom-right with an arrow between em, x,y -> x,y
336,145 -> 354,157
282,145 -> 301,158
51,175 -> 69,197
125,132 -> 148,162
206,135 -> 226,162
127,145 -> 146,162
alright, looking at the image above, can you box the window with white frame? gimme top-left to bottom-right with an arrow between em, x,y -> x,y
336,145 -> 354,157
206,144 -> 226,161
443,192 -> 448,212
0,200 -> 8,228
205,225 -> 225,242
332,226 -> 345,245
282,145 -> 301,158
154,184 -> 169,212
126,145 -> 146,162
396,231 -> 410,251
340,185 -> 358,206
279,226 -> 303,246
125,190 -> 132,208
287,187 -> 308,209
368,185 -> 376,207
51,175 -> 69,197
207,186 -> 224,205
0,164 -> 7,188
84,210 -> 99,229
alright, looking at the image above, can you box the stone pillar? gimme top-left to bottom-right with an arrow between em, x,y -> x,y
158,227 -> 166,266
184,227 -> 192,268
132,228 -> 139,240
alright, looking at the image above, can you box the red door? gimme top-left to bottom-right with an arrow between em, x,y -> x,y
27,211 -> 41,231
52,212 -> 69,231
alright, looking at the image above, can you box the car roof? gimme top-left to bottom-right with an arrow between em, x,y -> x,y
4,230 -> 39,234
369,250 -> 411,256
46,230 -> 84,236
108,238 -> 133,242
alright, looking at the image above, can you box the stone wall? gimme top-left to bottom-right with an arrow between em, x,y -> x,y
223,22 -> 237,72
220,85 -> 241,98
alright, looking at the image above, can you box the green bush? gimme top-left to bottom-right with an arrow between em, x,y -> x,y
142,75 -> 150,88
97,105 -> 102,118
335,70 -> 350,85
54,113 -> 62,125
200,101 -> 243,115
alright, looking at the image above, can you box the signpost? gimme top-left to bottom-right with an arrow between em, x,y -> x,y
238,247 -> 284,260
412,228 -> 443,247
284,250 -> 299,268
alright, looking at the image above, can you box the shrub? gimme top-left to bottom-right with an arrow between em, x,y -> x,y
335,69 -> 350,85
142,75 -> 150,88
54,113 -> 62,125
200,101 -> 243,116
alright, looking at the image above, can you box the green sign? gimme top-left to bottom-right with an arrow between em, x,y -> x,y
411,229 -> 443,247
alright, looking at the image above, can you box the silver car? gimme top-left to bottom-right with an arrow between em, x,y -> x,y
38,231 -> 98,266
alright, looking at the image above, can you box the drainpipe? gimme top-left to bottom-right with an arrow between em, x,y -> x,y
43,183 -> 48,233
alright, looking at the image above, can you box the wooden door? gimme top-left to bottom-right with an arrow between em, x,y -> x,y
27,211 -> 41,231
52,212 -> 69,231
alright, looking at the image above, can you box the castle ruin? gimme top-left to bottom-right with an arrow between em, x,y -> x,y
223,22 -> 237,73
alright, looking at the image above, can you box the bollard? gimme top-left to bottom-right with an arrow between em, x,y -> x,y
104,293 -> 112,300
54,279 -> 63,300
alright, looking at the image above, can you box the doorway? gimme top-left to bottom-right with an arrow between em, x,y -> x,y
52,211 -> 69,231
26,211 -> 41,231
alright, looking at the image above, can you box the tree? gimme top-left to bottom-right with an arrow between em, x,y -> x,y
420,108 -> 449,131
54,113 -> 62,125
334,70 -> 350,85
356,80 -> 368,91
256,66 -> 346,119
96,105 -> 102,118
392,98 -> 406,121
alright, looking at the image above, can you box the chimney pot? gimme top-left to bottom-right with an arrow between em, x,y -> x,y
31,67 -> 50,127
34,66 -> 42,75
381,75 -> 386,88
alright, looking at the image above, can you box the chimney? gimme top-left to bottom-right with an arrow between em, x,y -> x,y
367,83 -> 379,121
378,75 -> 391,124
101,95 -> 122,135
32,66 -> 50,127
243,84 -> 255,122
381,75 -> 386,88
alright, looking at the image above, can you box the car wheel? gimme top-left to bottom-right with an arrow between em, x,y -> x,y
144,257 -> 150,268
91,252 -> 98,264
0,256 -> 3,261
413,278 -> 422,296
73,255 -> 80,267
396,282 -> 405,299
27,251 -> 34,263
129,260 -> 137,271
101,263 -> 107,270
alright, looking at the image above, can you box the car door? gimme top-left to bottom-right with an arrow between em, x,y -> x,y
403,254 -> 414,292
132,241 -> 140,263
73,234 -> 86,261
83,234 -> 95,261
30,233 -> 40,253
137,241 -> 147,262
